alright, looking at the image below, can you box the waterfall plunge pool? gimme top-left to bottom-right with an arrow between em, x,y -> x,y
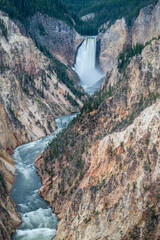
11,113 -> 78,240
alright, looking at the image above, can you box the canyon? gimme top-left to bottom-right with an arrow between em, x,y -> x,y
36,38 -> 160,239
35,1 -> 160,240
0,0 -> 160,239
0,10 -> 85,240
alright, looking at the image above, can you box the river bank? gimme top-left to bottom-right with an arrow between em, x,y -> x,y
11,113 -> 78,240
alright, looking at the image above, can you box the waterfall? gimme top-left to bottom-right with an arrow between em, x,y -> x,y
75,36 -> 104,94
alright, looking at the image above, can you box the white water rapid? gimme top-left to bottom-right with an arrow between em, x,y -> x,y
75,36 -> 104,94
11,113 -> 78,240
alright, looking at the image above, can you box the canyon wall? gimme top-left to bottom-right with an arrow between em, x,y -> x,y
35,38 -> 160,240
0,10 -> 85,143
98,18 -> 129,74
0,1 -> 160,239
0,10 -> 86,239
98,0 -> 160,77
132,1 -> 160,45
28,14 -> 83,66
0,151 -> 21,240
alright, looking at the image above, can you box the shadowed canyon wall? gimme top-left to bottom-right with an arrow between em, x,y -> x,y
0,10 -> 85,239
35,2 -> 160,239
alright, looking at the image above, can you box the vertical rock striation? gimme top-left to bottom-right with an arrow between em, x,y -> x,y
0,10 -> 86,239
35,37 -> 160,240
132,0 -> 160,45
98,0 -> 160,85
28,14 -> 83,66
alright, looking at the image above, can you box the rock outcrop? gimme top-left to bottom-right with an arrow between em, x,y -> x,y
98,0 -> 160,76
0,10 -> 86,239
0,10 -> 85,142
35,37 -> 160,240
132,0 -> 160,45
28,13 -> 83,66
98,18 -> 129,73
1,1 -> 160,239
0,151 -> 21,240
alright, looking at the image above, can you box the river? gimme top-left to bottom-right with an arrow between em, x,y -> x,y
11,35 -> 103,240
11,113 -> 78,240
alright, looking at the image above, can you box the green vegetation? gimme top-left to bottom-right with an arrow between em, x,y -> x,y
133,181 -> 137,192
17,69 -> 36,96
65,92 -> 79,107
0,61 -> 9,72
138,149 -> 143,159
41,116 -> 88,196
0,1 -> 86,102
0,19 -> 8,40
0,0 -> 73,27
81,34 -> 160,120
8,104 -> 17,120
145,138 -> 150,146
83,217 -> 91,224
118,35 -> 160,73
39,45 -> 85,101
0,0 -> 158,35
15,45 -> 85,101
0,171 -> 6,189
62,0 -> 158,35
93,210 -> 99,215
118,43 -> 144,73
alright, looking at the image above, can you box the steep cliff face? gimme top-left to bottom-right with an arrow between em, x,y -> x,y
28,13 -> 83,66
1,1 -> 159,239
98,0 -> 160,76
54,102 -> 160,240
0,152 -> 21,240
0,10 -> 85,143
132,0 -> 160,45
98,18 -> 129,73
35,37 -> 160,240
0,10 -> 86,239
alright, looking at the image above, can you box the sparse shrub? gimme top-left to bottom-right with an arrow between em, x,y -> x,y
0,172 -> 6,189
83,217 -> 91,224
138,149 -> 144,159
0,19 -> 8,41
133,181 -> 137,192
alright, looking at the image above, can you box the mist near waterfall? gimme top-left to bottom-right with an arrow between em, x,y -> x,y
75,37 -> 104,93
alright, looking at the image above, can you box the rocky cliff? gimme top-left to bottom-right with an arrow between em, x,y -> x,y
0,10 -> 86,142
1,0 -> 160,239
35,35 -> 160,240
0,10 -> 86,239
28,13 -> 83,66
132,1 -> 160,45
98,18 -> 129,73
0,151 -> 21,240
98,0 -> 160,76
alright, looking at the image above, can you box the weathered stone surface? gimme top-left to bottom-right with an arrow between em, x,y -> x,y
28,13 -> 83,66
0,150 -> 21,240
35,39 -> 160,240
98,18 -> 129,73
81,13 -> 95,21
0,10 -> 85,239
132,0 -> 160,45
55,102 -> 160,240
0,10 -> 85,142
98,0 -> 160,81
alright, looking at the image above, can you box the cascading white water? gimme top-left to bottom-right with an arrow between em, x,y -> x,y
75,37 -> 96,75
75,36 -> 104,94
11,114 -> 78,240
